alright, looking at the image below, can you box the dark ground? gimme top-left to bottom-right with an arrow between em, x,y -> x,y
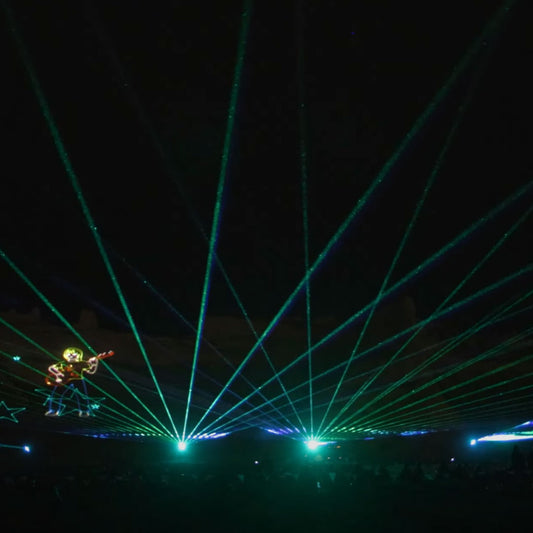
1,428 -> 532,532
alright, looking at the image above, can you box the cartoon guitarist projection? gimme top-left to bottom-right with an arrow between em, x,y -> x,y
45,347 -> 113,417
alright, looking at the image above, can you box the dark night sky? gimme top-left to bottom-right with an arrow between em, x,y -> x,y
1,0 -> 532,336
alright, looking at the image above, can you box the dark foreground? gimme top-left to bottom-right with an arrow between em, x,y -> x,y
1,430 -> 532,532
2,459 -> 532,532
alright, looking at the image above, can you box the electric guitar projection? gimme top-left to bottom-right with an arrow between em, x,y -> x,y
44,347 -> 114,417
45,350 -> 114,386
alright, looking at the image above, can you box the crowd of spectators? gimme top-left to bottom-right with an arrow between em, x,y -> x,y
2,444 -> 532,532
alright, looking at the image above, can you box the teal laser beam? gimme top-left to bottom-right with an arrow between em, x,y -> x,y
0,248 -> 173,436
100,252 -> 288,430
352,296 -> 532,426
182,0 -> 252,441
194,251 -> 532,437
86,5 -> 297,432
371,377 -> 533,434
321,203 -> 533,435
206,299 -> 533,436
337,286 -> 533,433
0,359 -> 163,437
211,328 -> 505,433
240,300 -> 533,428
224,338 -> 532,437
379,391 -> 533,434
332,315 -> 532,435
214,261 -> 307,434
0,350 -> 166,431
117,246 -> 304,431
191,0 -> 520,436
300,179 -> 531,358
316,44 -> 495,436
297,0 -> 314,438
196,269 -> 531,436
199,265 -> 532,435
0,311 -> 167,436
193,167 -> 531,438
354,331 -> 533,431
4,1 -> 177,439
216,330 -> 531,436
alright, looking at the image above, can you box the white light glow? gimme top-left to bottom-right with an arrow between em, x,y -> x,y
478,433 -> 533,442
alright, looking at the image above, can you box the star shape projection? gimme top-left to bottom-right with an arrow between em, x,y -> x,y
0,400 -> 26,423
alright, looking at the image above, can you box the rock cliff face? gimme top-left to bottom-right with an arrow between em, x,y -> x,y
0,296 -> 471,382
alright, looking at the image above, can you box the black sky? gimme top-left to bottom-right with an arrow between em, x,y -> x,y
1,0 -> 532,335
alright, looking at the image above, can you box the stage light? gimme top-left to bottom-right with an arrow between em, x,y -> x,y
23,445 -> 31,453
470,439 -> 477,446
306,439 -> 320,450
177,441 -> 187,451
478,433 -> 533,442
13,355 -> 21,361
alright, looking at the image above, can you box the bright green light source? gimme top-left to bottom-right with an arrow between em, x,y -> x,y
306,439 -> 320,451
177,441 -> 187,452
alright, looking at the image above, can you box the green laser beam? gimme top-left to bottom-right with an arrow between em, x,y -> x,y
340,289 -> 533,431
192,0 -> 520,436
102,251 -> 289,430
205,296 -> 532,436
211,328 -> 504,434
194,259 -> 532,436
182,0 -> 252,441
322,205 -> 533,435
220,300 -> 533,433
379,392 -> 533,434
316,44 -> 495,436
354,303 -> 531,428
219,326 -> 532,436
0,315 -> 167,435
4,1 -> 177,439
383,371 -> 533,430
212,287 -> 533,437
0,348 -> 164,434
0,249 -> 174,436
371,381 -> 533,434
85,2 -> 295,429
296,0 -> 314,438
355,332 -> 533,431
334,331 -> 531,436
0,363 -> 161,436
367,340 -> 533,431
212,289 -> 533,437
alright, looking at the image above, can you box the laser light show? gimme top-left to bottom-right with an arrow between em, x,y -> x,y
1,0 -> 532,530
